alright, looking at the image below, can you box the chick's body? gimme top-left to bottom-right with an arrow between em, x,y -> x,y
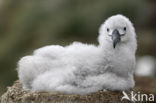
17,14 -> 137,94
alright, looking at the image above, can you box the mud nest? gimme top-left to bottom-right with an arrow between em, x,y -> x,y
1,76 -> 156,103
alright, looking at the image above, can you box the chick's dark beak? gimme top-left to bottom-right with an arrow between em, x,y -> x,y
111,29 -> 121,48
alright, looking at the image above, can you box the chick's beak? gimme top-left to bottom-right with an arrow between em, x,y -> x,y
111,29 -> 121,48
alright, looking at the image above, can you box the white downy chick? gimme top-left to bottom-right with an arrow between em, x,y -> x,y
17,14 -> 137,95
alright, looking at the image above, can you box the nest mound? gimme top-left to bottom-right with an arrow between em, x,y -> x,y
1,76 -> 156,103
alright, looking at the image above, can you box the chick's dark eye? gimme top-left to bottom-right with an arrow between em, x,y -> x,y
107,28 -> 109,32
124,27 -> 126,31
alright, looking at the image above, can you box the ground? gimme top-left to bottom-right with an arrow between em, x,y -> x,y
1,76 -> 156,103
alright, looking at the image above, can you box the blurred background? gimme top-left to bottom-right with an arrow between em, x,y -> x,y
0,0 -> 156,96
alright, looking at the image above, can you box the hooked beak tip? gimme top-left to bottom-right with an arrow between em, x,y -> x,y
113,42 -> 116,48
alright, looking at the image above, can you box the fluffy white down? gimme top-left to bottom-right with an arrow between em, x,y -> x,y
17,14 -> 137,95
